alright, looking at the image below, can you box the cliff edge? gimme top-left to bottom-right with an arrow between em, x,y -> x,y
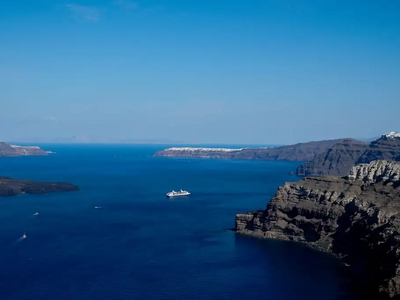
235,160 -> 400,299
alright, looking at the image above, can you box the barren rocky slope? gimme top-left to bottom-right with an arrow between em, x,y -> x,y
235,160 -> 400,299
358,133 -> 400,163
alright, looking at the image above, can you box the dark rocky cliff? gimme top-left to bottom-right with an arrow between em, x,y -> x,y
0,177 -> 79,196
296,139 -> 369,176
235,160 -> 400,299
358,134 -> 400,163
296,133 -> 400,176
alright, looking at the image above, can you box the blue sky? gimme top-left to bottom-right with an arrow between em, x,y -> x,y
1,0 -> 399,144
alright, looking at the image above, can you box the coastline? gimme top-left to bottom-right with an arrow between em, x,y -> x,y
234,160 -> 400,299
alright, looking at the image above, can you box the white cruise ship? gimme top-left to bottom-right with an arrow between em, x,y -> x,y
166,189 -> 190,198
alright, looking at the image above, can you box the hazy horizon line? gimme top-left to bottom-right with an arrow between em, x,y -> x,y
5,135 -> 379,147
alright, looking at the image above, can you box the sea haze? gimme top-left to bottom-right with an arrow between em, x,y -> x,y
0,145 -> 360,300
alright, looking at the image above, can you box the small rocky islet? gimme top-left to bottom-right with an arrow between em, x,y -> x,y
0,142 -> 78,196
0,177 -> 79,196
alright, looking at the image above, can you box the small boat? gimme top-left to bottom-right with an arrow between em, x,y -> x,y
166,189 -> 190,198
33,212 -> 39,216
22,232 -> 27,239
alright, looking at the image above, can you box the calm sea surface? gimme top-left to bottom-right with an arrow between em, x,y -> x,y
0,145 -> 359,300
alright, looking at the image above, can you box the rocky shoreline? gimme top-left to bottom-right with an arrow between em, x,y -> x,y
0,176 -> 79,196
235,160 -> 400,299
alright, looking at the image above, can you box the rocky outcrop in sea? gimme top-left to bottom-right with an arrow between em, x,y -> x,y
235,160 -> 400,299
0,177 -> 79,196
0,142 -> 49,157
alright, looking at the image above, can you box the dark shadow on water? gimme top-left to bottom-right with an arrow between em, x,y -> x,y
233,234 -> 363,300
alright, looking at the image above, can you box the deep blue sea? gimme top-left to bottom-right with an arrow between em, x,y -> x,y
0,145 -> 360,300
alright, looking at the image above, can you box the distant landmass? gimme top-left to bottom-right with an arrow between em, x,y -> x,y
0,142 -> 78,196
0,176 -> 79,196
155,132 -> 400,177
235,160 -> 400,299
154,138 -> 349,161
0,142 -> 50,157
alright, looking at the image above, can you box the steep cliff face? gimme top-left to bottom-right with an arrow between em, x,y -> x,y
296,133 -> 400,177
348,160 -> 400,182
154,139 -> 348,161
357,134 -> 400,164
236,160 -> 400,299
296,139 -> 369,176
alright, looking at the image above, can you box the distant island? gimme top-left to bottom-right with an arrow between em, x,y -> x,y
0,142 -> 77,196
155,132 -> 400,177
235,160 -> 400,299
0,142 -> 50,157
0,176 -> 79,196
